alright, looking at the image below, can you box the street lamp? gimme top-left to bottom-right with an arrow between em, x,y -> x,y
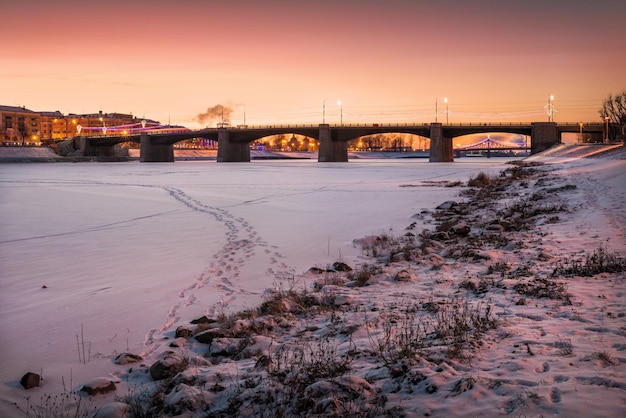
579,122 -> 583,144
99,116 -> 106,135
241,106 -> 246,127
435,98 -> 438,123
323,99 -> 327,124
444,97 -> 449,124
548,95 -> 555,122
337,100 -> 343,126
605,116 -> 610,143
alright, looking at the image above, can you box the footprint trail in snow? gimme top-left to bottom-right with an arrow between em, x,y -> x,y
143,187 -> 292,352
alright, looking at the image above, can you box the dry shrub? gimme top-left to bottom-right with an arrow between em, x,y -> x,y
553,246 -> 626,277
468,172 -> 494,187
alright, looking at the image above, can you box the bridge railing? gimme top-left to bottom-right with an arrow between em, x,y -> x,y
82,121 -> 604,138
220,122 -> 600,129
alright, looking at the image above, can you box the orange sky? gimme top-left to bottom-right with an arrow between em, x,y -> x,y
2,0 -> 625,128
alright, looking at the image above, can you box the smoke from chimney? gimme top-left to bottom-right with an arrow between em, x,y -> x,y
195,104 -> 233,126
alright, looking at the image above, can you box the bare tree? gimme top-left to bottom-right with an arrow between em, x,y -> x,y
599,91 -> 626,140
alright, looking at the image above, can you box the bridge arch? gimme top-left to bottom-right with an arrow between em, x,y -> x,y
451,132 -> 530,148
78,121 -> 578,162
253,133 -> 319,152
348,132 -> 430,151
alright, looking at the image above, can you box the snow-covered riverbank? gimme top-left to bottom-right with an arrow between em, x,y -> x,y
1,145 -> 624,417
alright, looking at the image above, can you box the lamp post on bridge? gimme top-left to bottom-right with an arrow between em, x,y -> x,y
323,99 -> 327,124
99,116 -> 106,136
338,100 -> 343,126
444,97 -> 449,124
547,95 -> 555,122
579,122 -> 583,144
435,98 -> 438,123
604,116 -> 610,143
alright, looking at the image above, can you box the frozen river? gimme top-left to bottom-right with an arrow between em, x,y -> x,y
0,158 -> 514,412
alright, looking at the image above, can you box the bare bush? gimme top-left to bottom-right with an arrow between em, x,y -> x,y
468,172 -> 495,187
553,246 -> 626,277
513,277 -> 571,305
268,338 -> 354,397
369,312 -> 428,368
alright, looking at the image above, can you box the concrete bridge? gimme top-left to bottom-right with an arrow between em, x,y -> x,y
74,122 -> 604,162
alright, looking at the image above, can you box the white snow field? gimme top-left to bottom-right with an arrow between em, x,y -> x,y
1,148 -> 624,416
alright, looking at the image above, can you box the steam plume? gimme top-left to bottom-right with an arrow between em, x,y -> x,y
195,104 -> 233,126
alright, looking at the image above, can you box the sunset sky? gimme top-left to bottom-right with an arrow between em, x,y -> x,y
2,0 -> 624,128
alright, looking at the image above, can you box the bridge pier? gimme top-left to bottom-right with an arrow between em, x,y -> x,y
74,136 -> 90,155
140,133 -> 174,162
216,128 -> 251,162
429,123 -> 453,162
318,124 -> 348,162
76,137 -> 120,158
531,122 -> 558,153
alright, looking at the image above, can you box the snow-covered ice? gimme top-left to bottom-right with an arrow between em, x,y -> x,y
0,148 -> 624,417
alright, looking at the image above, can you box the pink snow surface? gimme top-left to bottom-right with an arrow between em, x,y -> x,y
0,146 -> 624,416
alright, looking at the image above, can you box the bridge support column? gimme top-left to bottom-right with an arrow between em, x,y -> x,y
140,133 -> 174,162
429,123 -> 453,162
216,128 -> 250,162
530,122 -> 558,154
318,124 -> 348,162
74,137 -> 90,155
75,137 -> 119,158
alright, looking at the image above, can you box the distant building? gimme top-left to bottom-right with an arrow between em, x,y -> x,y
39,111 -> 65,141
1,105 -> 161,145
0,105 -> 40,145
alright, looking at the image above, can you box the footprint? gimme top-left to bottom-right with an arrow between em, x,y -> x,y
550,387 -> 561,403
144,329 -> 157,346
184,295 -> 196,307
161,317 -> 179,331
535,361 -> 550,373
178,283 -> 197,298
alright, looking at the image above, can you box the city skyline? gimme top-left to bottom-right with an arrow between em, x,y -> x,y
2,0 -> 625,128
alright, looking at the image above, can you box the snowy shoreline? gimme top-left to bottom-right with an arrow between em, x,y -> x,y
1,145 -> 625,417
0,147 -> 430,162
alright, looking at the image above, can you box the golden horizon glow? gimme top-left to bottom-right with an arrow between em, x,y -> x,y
1,0 -> 624,128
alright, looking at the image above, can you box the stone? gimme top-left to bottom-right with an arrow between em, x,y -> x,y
431,231 -> 450,241
332,261 -> 353,272
175,326 -> 194,339
451,222 -> 471,237
163,383 -> 208,414
436,201 -> 458,210
113,352 -> 143,365
20,372 -> 41,389
190,315 -> 215,325
424,253 -> 445,266
149,354 -> 188,381
209,337 -> 246,357
498,219 -> 514,231
79,377 -> 117,395
194,328 -> 226,345
169,337 -> 189,348
483,224 -> 504,235
254,355 -> 271,370
394,270 -> 413,282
